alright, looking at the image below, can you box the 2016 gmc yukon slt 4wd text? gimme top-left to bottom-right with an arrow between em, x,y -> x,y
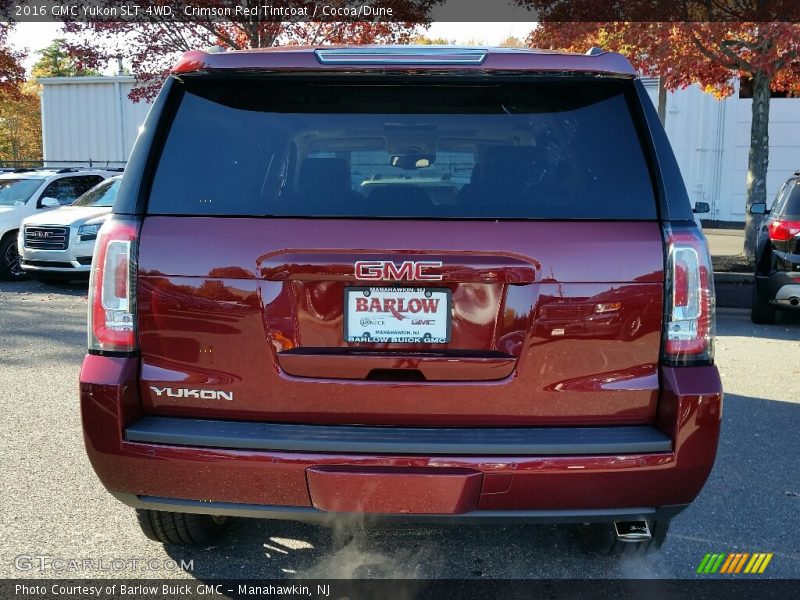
80,46 -> 722,555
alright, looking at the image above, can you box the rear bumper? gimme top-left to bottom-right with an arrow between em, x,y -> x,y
756,271 -> 800,309
20,243 -> 94,273
80,356 -> 722,519
21,261 -> 91,275
20,257 -> 91,274
126,417 -> 672,455
114,493 -> 688,526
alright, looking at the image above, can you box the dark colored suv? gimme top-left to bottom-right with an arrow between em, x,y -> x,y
80,46 -> 722,555
751,171 -> 800,323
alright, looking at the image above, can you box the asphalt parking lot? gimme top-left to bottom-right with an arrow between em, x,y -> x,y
1,279 -> 798,580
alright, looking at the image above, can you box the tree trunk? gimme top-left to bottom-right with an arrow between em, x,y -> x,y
657,77 -> 667,126
744,70 -> 771,259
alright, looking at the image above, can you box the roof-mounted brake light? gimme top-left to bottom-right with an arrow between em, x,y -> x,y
314,47 -> 488,66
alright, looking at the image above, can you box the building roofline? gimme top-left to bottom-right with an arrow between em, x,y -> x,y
38,76 -> 136,85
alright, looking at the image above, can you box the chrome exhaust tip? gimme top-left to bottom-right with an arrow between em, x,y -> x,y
614,520 -> 652,542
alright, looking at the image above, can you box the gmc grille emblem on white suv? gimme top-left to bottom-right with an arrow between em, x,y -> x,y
354,260 -> 443,281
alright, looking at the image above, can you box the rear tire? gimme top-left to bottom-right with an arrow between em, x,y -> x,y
576,519 -> 669,556
750,280 -> 776,324
135,509 -> 229,545
618,311 -> 644,341
0,233 -> 26,281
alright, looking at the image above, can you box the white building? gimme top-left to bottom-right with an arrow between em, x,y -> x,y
39,76 -> 152,168
39,75 -> 799,223
642,78 -> 798,222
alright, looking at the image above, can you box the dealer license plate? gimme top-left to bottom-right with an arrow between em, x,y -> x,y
344,287 -> 451,344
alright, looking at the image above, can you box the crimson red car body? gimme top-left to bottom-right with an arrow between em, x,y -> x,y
82,354 -> 720,518
80,46 -> 722,543
170,46 -> 639,77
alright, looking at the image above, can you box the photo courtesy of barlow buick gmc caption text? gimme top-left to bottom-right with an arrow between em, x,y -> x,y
0,1 -> 798,599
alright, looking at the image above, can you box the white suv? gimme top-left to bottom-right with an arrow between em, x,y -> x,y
0,168 -> 121,280
19,176 -> 122,282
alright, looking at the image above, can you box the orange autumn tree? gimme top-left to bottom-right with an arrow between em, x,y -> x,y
0,81 -> 42,162
529,22 -> 800,257
64,0 -> 437,102
0,18 -> 36,164
0,21 -> 25,97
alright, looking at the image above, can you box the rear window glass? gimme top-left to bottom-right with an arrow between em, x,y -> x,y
0,178 -> 43,206
73,178 -> 120,207
148,78 -> 656,219
789,184 -> 800,217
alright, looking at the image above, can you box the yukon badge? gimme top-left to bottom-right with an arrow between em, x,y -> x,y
354,260 -> 443,281
150,387 -> 234,401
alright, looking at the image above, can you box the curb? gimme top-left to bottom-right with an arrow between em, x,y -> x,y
713,272 -> 751,284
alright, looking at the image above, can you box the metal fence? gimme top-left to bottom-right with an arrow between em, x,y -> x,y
0,159 -> 126,170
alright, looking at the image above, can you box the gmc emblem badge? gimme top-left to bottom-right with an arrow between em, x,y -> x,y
354,260 -> 443,282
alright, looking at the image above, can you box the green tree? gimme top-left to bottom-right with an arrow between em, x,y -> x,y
32,38 -> 100,79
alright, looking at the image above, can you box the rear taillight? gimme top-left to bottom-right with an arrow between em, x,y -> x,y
662,223 -> 715,366
88,218 -> 140,354
767,219 -> 800,242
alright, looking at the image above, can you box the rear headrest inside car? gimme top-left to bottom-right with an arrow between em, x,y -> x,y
298,158 -> 352,194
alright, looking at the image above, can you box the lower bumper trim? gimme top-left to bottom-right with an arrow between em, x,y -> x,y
21,259 -> 90,273
114,493 -> 688,525
125,416 -> 673,456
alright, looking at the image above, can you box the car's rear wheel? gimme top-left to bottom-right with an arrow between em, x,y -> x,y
135,509 -> 230,545
750,279 -> 776,324
576,519 -> 669,556
0,233 -> 26,281
618,311 -> 644,341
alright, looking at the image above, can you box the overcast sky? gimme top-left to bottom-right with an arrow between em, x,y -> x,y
7,21 -> 536,74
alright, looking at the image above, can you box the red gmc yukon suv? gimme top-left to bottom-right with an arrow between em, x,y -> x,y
80,46 -> 722,554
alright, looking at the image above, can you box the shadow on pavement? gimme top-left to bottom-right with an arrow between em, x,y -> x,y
157,392 -> 799,579
717,309 -> 800,342
0,280 -> 88,365
0,278 -> 89,298
2,267 -> 796,580
675,393 -> 800,577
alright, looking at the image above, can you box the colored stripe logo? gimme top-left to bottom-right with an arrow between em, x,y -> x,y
697,552 -> 773,574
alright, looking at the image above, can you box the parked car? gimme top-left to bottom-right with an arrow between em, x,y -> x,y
0,168 -> 121,280
80,46 -> 722,556
750,171 -> 800,323
18,176 -> 122,283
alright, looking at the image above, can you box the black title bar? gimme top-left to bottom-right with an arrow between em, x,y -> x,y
3,0 -> 800,23
3,579 -> 799,600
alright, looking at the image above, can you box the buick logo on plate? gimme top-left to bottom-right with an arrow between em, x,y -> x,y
359,316 -> 385,327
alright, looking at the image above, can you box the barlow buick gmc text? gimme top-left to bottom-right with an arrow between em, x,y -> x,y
80,46 -> 722,555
